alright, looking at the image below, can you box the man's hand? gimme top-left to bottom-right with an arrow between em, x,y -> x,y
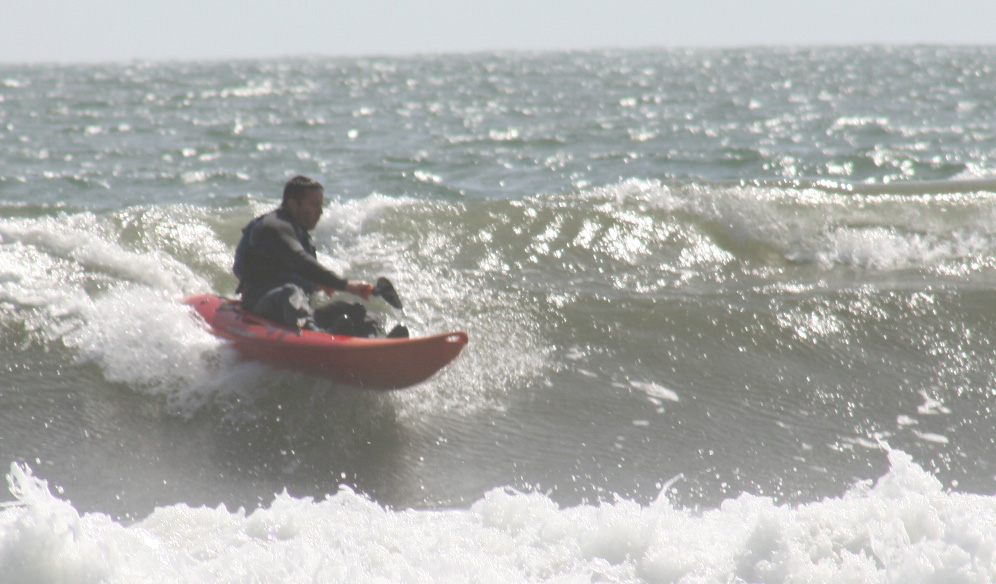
345,280 -> 374,301
317,281 -> 373,300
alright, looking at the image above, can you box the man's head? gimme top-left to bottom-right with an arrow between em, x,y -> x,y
282,175 -> 324,231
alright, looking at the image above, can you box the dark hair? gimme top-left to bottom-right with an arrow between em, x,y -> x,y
282,175 -> 323,206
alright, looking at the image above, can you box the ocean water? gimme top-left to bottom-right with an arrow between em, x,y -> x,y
3,46 -> 996,582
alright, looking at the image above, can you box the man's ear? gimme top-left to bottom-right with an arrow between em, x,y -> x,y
284,198 -> 299,220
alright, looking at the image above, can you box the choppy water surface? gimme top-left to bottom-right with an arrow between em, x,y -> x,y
3,46 -> 996,582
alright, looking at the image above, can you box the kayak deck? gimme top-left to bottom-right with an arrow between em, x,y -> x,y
184,294 -> 468,390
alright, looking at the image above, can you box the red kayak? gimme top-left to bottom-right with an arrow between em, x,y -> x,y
184,294 -> 468,390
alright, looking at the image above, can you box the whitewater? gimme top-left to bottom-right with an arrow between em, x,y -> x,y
3,46 -> 996,582
3,448 -> 996,583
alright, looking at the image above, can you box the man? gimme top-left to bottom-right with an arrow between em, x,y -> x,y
233,175 -> 387,336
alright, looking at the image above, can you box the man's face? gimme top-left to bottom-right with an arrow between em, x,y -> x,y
288,188 -> 324,231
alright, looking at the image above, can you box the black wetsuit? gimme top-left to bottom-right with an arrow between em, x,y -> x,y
233,208 -> 349,329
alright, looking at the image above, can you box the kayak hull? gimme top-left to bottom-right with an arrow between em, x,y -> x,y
184,294 -> 468,390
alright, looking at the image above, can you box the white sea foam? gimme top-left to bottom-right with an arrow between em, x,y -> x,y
59,287 -> 234,403
1,197 -> 538,417
0,213 -> 202,292
2,448 -> 993,584
310,194 -> 549,416
597,178 -> 996,275
0,210 -> 248,412
630,380 -> 680,403
917,390 -> 953,416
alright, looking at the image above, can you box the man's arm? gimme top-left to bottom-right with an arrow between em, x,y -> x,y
252,215 -> 348,291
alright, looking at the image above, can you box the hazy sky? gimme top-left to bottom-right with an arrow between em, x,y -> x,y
3,0 -> 994,64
